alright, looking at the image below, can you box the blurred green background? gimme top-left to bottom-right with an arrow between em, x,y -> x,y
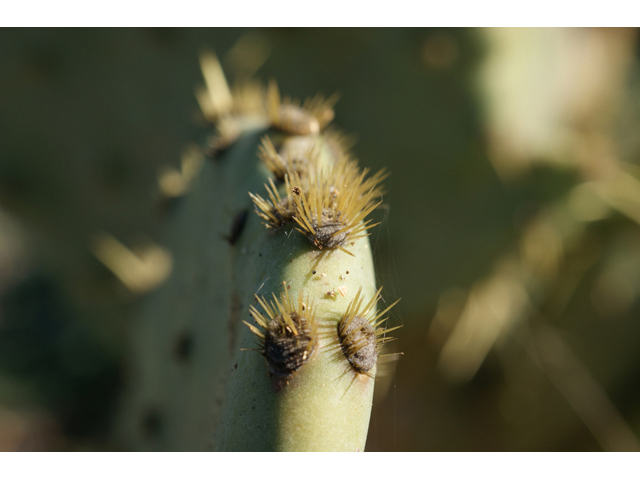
1,27 -> 640,451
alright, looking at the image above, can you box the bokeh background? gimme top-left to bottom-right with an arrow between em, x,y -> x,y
1,27 -> 640,451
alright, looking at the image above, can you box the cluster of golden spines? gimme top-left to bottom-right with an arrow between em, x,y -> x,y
248,175 -> 298,230
207,117 -> 242,154
243,284 -> 318,378
198,50 -> 343,144
267,81 -> 338,136
338,287 -> 401,376
250,128 -> 388,253
290,159 -> 388,255
258,136 -> 320,181
250,160 -> 387,253
229,81 -> 268,117
197,53 -> 337,153
198,53 -> 270,123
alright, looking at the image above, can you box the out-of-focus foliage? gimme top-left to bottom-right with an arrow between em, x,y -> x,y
1,27 -> 640,451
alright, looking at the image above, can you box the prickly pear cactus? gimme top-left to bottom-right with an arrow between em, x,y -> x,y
114,54 -> 399,451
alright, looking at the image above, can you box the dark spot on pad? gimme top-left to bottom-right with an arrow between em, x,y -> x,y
174,331 -> 194,363
225,210 -> 248,245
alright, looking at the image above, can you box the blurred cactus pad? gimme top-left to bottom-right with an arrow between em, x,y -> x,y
2,28 -> 640,451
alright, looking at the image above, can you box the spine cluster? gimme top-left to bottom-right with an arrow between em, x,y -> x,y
337,287 -> 401,376
244,283 -> 318,379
